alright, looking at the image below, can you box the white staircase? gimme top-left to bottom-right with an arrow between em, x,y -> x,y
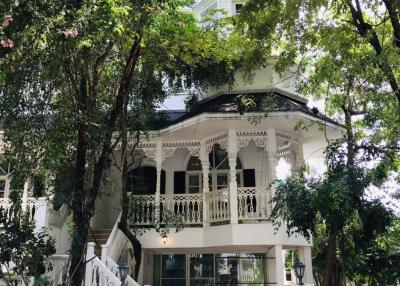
84,213 -> 140,286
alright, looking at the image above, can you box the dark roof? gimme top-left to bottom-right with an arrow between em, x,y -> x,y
152,92 -> 340,130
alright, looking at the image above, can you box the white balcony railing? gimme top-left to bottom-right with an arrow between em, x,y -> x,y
130,188 -> 270,226
205,188 -> 230,223
131,193 -> 203,225
237,187 -> 271,220
0,197 -> 37,221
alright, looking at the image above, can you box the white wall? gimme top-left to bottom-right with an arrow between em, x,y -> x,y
138,223 -> 310,249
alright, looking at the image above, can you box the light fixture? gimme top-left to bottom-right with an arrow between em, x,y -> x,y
118,263 -> 129,286
162,236 -> 167,245
293,260 -> 305,285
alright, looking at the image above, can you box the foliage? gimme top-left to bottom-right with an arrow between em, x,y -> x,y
235,0 -> 400,180
271,142 -> 395,285
0,205 -> 55,286
0,0 -> 239,283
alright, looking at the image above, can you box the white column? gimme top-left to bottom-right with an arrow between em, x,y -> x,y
274,244 -> 285,286
34,197 -> 48,231
292,141 -> 305,174
85,242 -> 95,286
155,140 -> 163,219
200,141 -> 210,227
266,128 -> 278,183
298,246 -> 313,285
228,129 -> 238,224
266,129 -> 278,215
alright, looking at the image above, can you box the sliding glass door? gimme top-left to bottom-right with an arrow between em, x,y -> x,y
154,253 -> 267,285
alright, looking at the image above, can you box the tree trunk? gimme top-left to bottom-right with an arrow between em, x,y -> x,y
117,75 -> 143,280
321,233 -> 337,286
118,138 -> 143,280
69,76 -> 90,286
68,36 -> 142,286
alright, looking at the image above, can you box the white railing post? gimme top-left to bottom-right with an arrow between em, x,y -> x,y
101,244 -> 108,265
266,129 -> 277,213
34,197 -> 48,231
85,242 -> 95,286
228,129 -> 238,224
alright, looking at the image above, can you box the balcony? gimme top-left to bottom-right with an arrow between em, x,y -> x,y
130,187 -> 272,227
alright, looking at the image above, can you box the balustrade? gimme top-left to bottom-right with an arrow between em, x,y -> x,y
0,197 -> 37,220
205,188 -> 230,223
161,193 -> 203,225
130,193 -> 203,225
237,187 -> 271,220
130,188 -> 271,226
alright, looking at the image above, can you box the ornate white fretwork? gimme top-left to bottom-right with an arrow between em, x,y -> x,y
162,148 -> 176,160
205,132 -> 228,153
188,147 -> 201,157
142,148 -> 156,160
236,130 -> 268,149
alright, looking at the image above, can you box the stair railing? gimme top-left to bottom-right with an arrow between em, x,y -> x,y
99,213 -> 140,286
85,242 -> 121,286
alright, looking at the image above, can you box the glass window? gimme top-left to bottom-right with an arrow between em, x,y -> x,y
186,144 -> 244,193
190,254 -> 214,285
0,180 -> 5,198
216,173 -> 228,189
188,174 -> 201,194
161,254 -> 186,286
235,3 -> 243,14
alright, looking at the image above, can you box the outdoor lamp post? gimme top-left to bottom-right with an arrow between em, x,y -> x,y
118,263 -> 129,286
293,260 -> 305,285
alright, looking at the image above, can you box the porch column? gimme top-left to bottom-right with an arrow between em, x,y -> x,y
228,129 -> 238,224
34,197 -> 48,232
292,141 -> 305,174
298,246 -> 313,285
267,245 -> 285,286
155,140 -> 163,218
200,141 -> 210,227
266,129 -> 277,215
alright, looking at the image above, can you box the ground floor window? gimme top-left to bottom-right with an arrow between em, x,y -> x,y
154,253 -> 268,285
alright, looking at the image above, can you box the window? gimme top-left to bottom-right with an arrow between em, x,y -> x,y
186,144 -> 243,193
235,3 -> 243,14
0,160 -> 11,198
155,253 -> 266,286
0,180 -> 5,198
161,254 -> 186,286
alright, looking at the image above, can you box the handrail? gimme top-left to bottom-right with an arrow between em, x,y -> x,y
103,213 -> 124,261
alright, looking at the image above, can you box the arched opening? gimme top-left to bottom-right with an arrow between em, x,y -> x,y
185,144 -> 243,193
127,166 -> 165,195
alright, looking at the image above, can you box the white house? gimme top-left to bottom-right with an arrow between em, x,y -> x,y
0,1 -> 344,286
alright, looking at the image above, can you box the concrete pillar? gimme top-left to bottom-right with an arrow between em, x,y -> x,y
228,129 -> 238,224
200,141 -> 210,226
155,140 -> 162,219
266,129 -> 278,215
266,245 -> 285,286
298,246 -> 313,285
34,197 -> 48,232
274,245 -> 285,286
